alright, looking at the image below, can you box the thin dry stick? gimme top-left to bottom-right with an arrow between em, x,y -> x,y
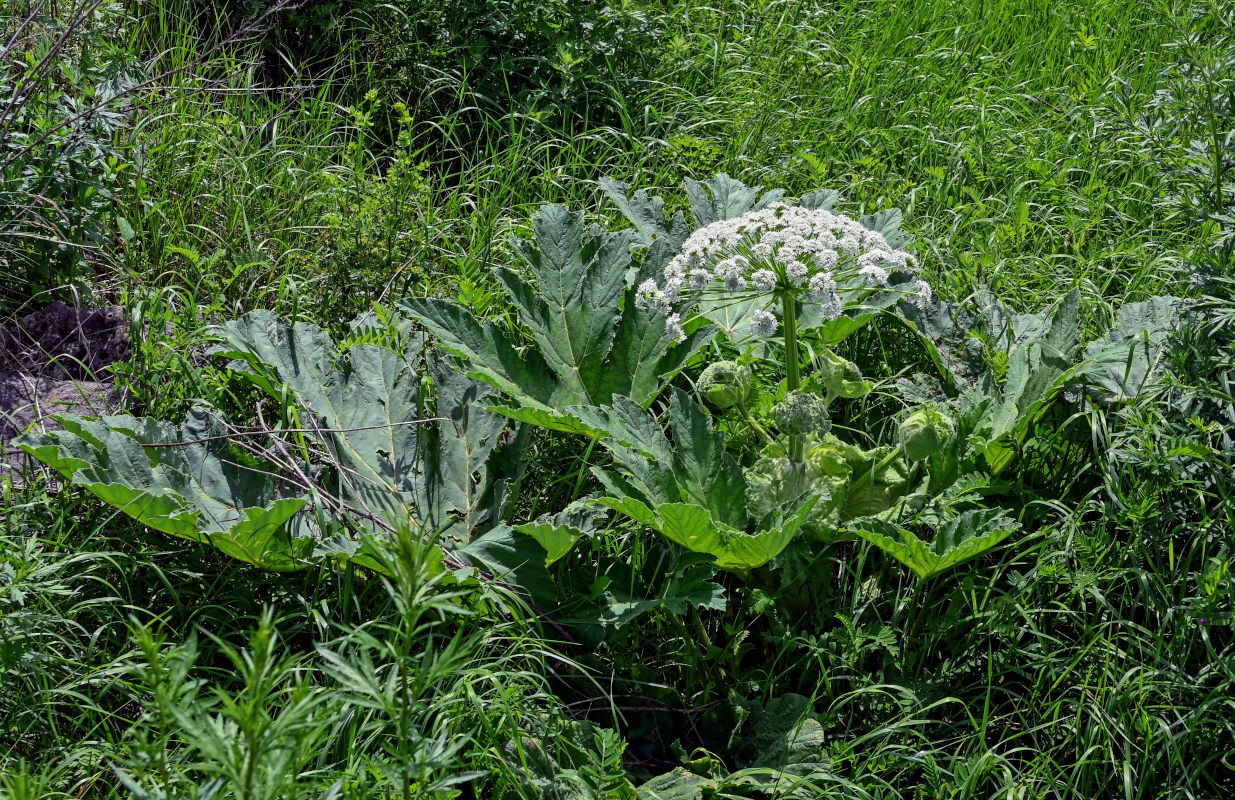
136,416 -> 451,448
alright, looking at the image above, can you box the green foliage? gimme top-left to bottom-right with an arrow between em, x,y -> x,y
0,0 -> 141,304
17,311 -> 530,568
8,0 -> 1235,797
850,510 -> 1020,581
514,501 -> 604,566
401,204 -> 715,437
14,409 -> 310,570
815,349 -> 871,400
576,390 -> 815,570
361,0 -> 660,121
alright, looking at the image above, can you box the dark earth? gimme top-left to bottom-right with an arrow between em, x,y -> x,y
1,302 -> 129,481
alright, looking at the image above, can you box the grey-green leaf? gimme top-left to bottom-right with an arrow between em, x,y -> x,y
1079,295 -> 1186,402
15,409 -> 310,570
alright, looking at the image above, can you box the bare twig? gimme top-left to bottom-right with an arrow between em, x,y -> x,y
134,416 -> 451,448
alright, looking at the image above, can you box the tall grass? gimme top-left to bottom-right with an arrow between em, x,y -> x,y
2,0 -> 1232,796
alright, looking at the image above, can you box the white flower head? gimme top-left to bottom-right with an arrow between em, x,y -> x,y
751,268 -> 777,293
820,291 -> 843,321
637,200 -> 920,322
665,312 -> 686,343
687,268 -> 712,290
785,259 -> 808,286
663,276 -> 684,303
813,249 -> 839,271
858,263 -> 890,286
750,309 -> 778,338
717,257 -> 747,292
635,278 -> 668,314
808,271 -> 836,299
912,278 -> 934,309
862,230 -> 890,251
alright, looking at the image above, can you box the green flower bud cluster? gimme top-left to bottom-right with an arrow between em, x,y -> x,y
698,360 -> 753,410
743,433 -> 911,543
817,349 -> 871,399
773,390 -> 831,437
898,407 -> 955,462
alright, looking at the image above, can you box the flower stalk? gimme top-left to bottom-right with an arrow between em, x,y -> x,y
781,291 -> 805,463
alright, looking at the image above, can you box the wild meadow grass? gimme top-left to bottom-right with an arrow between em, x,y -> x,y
2,0 -> 1232,796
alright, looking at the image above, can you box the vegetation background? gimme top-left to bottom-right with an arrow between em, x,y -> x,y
1,0 -> 1233,797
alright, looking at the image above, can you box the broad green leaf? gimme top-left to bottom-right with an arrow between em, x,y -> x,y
666,390 -> 747,528
685,174 -> 784,226
857,207 -> 913,249
651,500 -> 815,571
638,769 -> 715,800
596,494 -> 660,529
696,293 -> 763,342
604,303 -> 717,408
901,289 -> 1082,476
598,177 -> 689,249
798,188 -> 841,210
514,502 -> 604,566
598,177 -> 691,282
400,204 -> 714,436
15,409 -> 310,570
599,564 -> 725,630
732,693 -> 828,777
489,405 -> 608,439
583,391 -> 746,526
212,311 -> 527,545
422,358 -> 531,543
455,526 -> 557,609
395,298 -> 560,410
1078,295 -> 1185,402
852,509 -> 1019,581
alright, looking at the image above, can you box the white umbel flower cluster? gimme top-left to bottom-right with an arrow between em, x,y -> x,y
635,203 -> 926,341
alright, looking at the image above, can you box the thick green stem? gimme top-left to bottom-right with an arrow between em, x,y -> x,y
782,292 -> 804,462
738,398 -> 775,447
847,445 -> 905,499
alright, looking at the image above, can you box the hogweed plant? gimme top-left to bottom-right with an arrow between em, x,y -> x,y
632,200 -> 930,464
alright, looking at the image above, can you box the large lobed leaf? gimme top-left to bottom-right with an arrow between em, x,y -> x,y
401,204 -> 715,438
579,389 -> 816,570
851,509 -> 1020,581
1077,295 -> 1187,403
212,311 -> 528,546
15,408 -> 310,570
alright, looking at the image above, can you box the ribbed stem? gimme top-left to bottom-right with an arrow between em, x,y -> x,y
782,292 -> 804,462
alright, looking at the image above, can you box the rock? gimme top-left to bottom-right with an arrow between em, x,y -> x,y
1,372 -> 123,482
0,301 -> 130,485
